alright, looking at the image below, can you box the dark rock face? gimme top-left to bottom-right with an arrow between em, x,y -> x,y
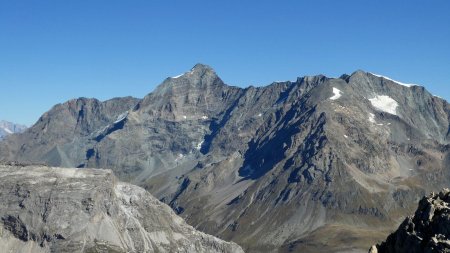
1,64 -> 450,252
0,164 -> 244,253
372,189 -> 450,253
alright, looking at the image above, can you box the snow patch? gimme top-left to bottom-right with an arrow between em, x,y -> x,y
257,113 -> 262,117
98,125 -> 109,134
201,115 -> 208,120
170,69 -> 197,79
329,87 -> 342,100
344,135 -> 348,139
369,95 -> 399,115
183,115 -> 187,119
2,127 -> 13,134
368,113 -> 376,123
114,112 -> 128,124
370,73 -> 419,87
171,74 -> 183,79
195,141 -> 203,150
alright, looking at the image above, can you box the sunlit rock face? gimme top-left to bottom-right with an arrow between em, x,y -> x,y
0,164 -> 244,253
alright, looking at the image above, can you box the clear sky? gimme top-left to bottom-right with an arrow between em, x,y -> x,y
1,0 -> 449,126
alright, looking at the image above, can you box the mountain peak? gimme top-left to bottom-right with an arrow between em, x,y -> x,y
139,63 -> 229,117
168,63 -> 216,80
188,63 -> 217,78
349,69 -> 368,77
191,63 -> 214,72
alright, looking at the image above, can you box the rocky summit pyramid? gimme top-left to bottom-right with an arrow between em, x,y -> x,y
0,163 -> 244,253
1,64 -> 449,252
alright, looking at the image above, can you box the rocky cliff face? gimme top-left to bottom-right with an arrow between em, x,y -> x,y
0,164 -> 244,253
1,64 -> 450,252
370,189 -> 450,253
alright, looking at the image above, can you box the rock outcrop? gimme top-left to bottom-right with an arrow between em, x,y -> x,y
0,164 -> 244,253
370,189 -> 450,253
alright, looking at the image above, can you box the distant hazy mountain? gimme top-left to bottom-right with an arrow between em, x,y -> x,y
0,120 -> 27,139
1,64 -> 449,252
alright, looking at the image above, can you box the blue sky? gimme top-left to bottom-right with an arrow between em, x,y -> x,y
1,0 -> 449,126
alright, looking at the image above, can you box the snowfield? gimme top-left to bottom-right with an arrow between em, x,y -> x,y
330,87 -> 342,100
369,95 -> 399,115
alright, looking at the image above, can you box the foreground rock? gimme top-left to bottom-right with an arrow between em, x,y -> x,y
371,189 -> 450,253
0,164 -> 244,253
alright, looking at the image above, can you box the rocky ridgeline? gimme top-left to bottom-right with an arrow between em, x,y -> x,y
370,189 -> 450,253
0,164 -> 244,253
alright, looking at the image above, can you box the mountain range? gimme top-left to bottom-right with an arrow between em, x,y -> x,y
0,120 -> 27,140
1,64 -> 449,252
